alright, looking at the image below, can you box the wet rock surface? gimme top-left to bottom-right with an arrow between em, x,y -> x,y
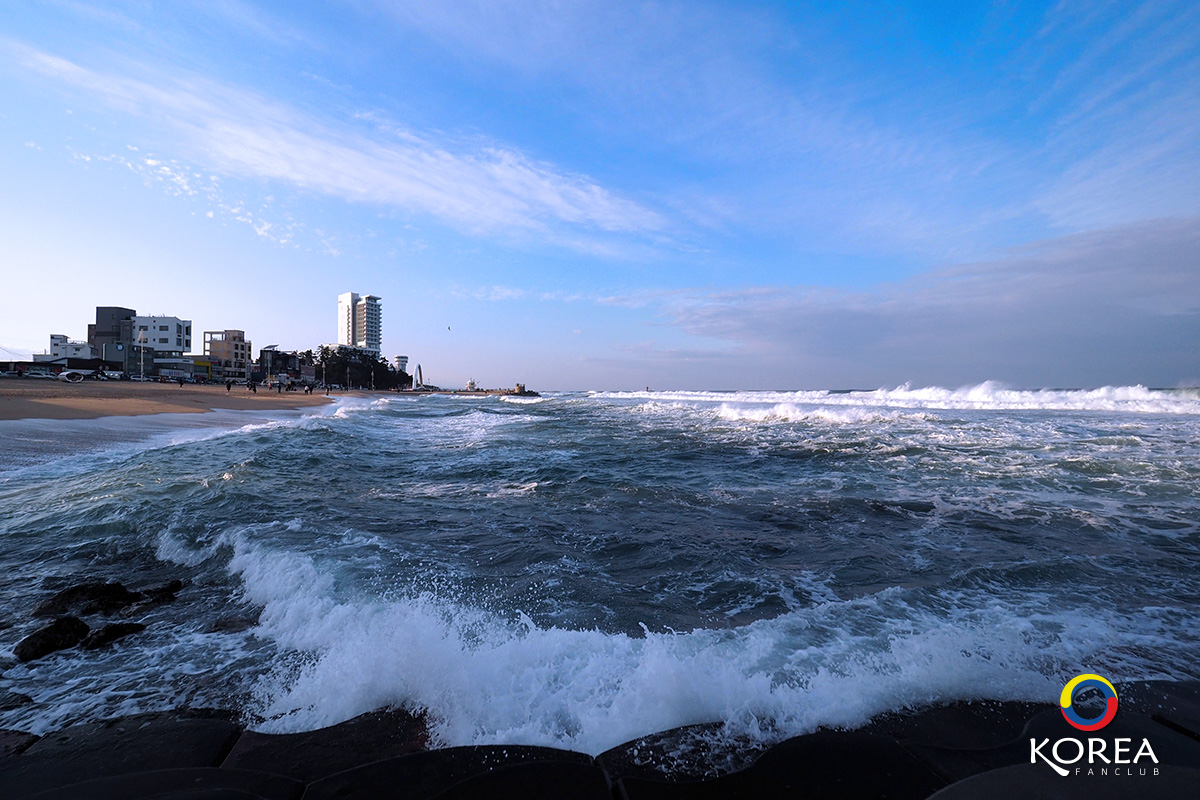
80,622 -> 147,650
31,583 -> 144,618
12,577 -> 183,662
13,618 -> 89,662
0,681 -> 1195,799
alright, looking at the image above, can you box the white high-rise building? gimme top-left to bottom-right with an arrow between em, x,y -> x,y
337,292 -> 382,353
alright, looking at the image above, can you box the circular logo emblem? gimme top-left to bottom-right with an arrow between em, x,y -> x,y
1060,673 -> 1118,731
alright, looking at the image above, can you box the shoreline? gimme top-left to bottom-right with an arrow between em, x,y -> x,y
1,681 -> 1197,797
0,381 -> 335,422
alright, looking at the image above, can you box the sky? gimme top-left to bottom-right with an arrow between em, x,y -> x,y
0,0 -> 1197,390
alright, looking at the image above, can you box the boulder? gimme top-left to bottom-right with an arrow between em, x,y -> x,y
32,583 -> 143,618
124,580 -> 184,616
81,622 -> 146,650
14,617 -> 90,662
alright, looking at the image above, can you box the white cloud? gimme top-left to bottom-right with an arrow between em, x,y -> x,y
7,41 -> 663,248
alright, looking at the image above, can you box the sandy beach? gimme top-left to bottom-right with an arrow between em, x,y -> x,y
0,380 -> 334,421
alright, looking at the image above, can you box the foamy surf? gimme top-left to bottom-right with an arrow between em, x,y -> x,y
1,385 -> 1197,754
594,383 -> 1200,415
228,537 -> 1166,755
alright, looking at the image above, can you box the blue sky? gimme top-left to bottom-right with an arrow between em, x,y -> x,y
1,1 -> 1197,390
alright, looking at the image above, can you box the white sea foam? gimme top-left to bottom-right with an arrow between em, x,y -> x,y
486,481 -> 539,497
225,539 -> 1172,755
594,383 -> 1200,415
714,403 -> 931,425
328,396 -> 394,418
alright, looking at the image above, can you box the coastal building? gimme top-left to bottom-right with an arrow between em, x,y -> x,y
189,357 -> 214,382
87,306 -> 138,371
32,334 -> 95,362
394,355 -> 408,373
133,315 -> 193,378
134,315 -> 192,353
203,330 -> 253,380
337,292 -> 382,353
257,346 -> 313,385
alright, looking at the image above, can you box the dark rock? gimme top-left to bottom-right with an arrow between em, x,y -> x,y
15,767 -> 304,800
0,710 -> 243,799
304,745 -> 595,800
32,583 -> 143,618
868,699 -> 1053,750
0,729 -> 39,757
122,579 -> 185,617
618,730 -> 946,800
220,706 -> 428,782
81,622 -> 146,650
598,722 -> 766,782
903,707 -> 1200,784
14,617 -> 90,662
0,690 -> 34,711
1122,679 -> 1200,742
433,759 -> 611,799
927,763 -> 1200,799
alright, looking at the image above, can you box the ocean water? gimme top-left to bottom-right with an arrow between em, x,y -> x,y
1,384 -> 1198,756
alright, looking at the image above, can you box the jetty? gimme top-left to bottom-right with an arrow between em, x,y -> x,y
405,382 -> 540,398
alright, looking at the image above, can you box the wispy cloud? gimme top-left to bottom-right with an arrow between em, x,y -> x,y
196,0 -> 315,49
372,1 -> 1025,257
379,1 -> 1200,259
1024,1 -> 1200,230
6,41 -> 664,248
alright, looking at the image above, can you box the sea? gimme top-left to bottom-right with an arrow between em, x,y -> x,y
1,384 -> 1198,758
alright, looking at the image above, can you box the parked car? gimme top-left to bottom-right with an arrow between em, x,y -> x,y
129,375 -> 152,382
58,370 -> 87,383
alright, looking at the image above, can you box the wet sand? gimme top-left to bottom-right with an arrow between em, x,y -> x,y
0,380 -> 333,421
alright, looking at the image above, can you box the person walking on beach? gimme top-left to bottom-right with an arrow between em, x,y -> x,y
226,379 -> 232,393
